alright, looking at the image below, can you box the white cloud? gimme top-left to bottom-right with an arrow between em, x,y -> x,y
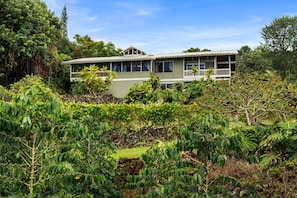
136,9 -> 152,16
114,2 -> 154,17
87,16 -> 97,21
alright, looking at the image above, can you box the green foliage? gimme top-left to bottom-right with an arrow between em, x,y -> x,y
237,45 -> 272,74
67,103 -> 203,132
71,35 -> 121,58
124,73 -> 210,104
124,73 -> 160,104
0,0 -> 62,84
197,71 -> 297,125
127,115 -> 259,197
262,16 -> 297,52
0,77 -> 119,197
72,65 -> 116,95
258,120 -> 297,167
0,85 -> 12,101
124,83 -> 153,104
261,16 -> 297,78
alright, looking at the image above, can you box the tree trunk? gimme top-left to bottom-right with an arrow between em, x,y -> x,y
29,133 -> 37,196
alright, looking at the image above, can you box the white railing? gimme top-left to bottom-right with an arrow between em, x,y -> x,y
70,71 -> 108,82
184,68 -> 231,78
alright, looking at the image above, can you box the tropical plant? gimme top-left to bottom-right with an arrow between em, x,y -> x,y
197,71 -> 297,125
72,65 -> 116,95
124,72 -> 160,104
0,76 -> 119,197
127,114 -> 258,197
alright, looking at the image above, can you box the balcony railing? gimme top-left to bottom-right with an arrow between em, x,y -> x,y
184,68 -> 231,78
70,71 -> 109,82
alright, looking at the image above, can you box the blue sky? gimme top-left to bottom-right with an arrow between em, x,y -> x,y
43,0 -> 297,54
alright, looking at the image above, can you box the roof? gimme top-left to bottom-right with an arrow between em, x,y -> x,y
62,50 -> 238,65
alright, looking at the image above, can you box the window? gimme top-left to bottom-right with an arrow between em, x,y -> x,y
164,62 -> 173,72
154,62 -> 163,72
112,62 -> 121,72
161,83 -> 174,89
142,60 -> 150,71
72,65 -> 83,72
185,63 -> 198,70
132,61 -> 141,72
185,63 -> 205,70
123,61 -> 132,72
200,63 -> 205,70
154,61 -> 173,73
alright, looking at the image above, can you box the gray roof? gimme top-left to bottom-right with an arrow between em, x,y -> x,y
62,50 -> 238,65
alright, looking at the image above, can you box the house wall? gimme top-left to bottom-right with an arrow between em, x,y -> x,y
154,58 -> 184,79
115,71 -> 151,79
107,80 -> 146,98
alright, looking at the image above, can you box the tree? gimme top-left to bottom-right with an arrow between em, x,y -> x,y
127,114 -> 258,197
0,0 -> 62,84
261,16 -> 297,78
72,35 -> 121,58
197,72 -> 297,126
183,47 -> 200,52
262,16 -> 297,52
237,45 -> 272,73
183,47 -> 211,53
61,5 -> 68,38
72,65 -> 116,95
0,76 -> 119,197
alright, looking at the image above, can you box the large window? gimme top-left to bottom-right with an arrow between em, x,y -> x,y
154,61 -> 173,73
123,61 -> 132,72
142,60 -> 151,71
132,61 -> 141,72
112,62 -> 121,72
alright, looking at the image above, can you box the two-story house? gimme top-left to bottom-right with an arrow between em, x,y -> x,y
63,46 -> 237,98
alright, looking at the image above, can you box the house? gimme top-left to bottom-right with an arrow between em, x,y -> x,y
63,46 -> 238,98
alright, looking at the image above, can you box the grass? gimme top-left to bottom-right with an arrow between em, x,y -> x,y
113,146 -> 149,161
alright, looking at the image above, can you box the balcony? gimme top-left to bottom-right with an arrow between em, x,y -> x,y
70,71 -> 109,82
184,68 -> 231,79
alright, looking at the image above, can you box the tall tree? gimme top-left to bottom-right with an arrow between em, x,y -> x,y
237,45 -> 272,73
261,16 -> 297,78
0,0 -> 62,84
262,16 -> 297,52
61,5 -> 68,38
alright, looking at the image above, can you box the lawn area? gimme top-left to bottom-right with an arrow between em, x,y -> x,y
113,146 -> 149,161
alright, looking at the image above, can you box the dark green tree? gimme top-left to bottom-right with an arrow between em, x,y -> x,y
237,45 -> 272,73
72,35 -> 121,58
0,0 -> 62,84
61,4 -> 68,38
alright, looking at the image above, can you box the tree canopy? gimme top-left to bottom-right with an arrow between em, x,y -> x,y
262,16 -> 297,52
0,0 -> 62,84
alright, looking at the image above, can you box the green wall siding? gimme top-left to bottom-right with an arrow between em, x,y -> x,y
107,80 -> 145,98
155,59 -> 184,79
115,71 -> 151,79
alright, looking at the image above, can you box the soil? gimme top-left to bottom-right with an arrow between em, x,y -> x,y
60,93 -> 123,104
104,126 -> 180,148
115,157 -> 145,198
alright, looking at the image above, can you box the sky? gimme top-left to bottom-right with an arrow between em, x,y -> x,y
43,0 -> 297,54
